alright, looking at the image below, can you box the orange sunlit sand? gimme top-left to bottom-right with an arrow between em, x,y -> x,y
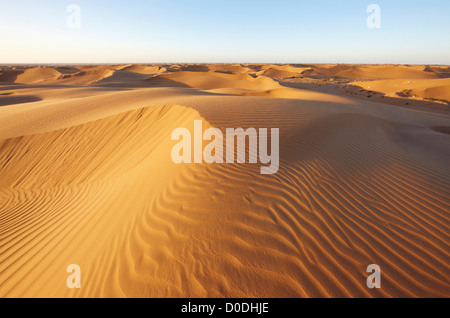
0,63 -> 449,297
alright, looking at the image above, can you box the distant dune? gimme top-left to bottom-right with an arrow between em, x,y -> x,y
306,64 -> 444,79
352,78 -> 450,102
147,70 -> 279,88
0,64 -> 449,297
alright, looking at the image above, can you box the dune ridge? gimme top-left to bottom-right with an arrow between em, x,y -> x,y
352,78 -> 450,103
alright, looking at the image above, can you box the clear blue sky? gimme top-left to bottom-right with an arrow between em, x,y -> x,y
1,0 -> 449,64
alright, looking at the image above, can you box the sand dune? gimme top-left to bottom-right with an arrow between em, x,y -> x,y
352,78 -> 450,102
207,64 -> 254,74
0,92 -> 42,106
146,70 -> 281,91
251,65 -> 310,79
0,64 -> 449,298
258,68 -> 300,79
240,87 -> 356,102
58,68 -> 116,85
0,67 -> 61,84
121,65 -> 164,74
0,70 -> 24,82
305,64 -> 442,80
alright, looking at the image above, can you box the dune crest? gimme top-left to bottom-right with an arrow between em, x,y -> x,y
352,78 -> 450,103
146,70 -> 281,91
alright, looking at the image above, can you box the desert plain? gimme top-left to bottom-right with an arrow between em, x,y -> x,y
0,63 -> 449,297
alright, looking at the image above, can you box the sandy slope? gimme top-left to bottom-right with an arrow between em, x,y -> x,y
0,64 -> 449,297
352,78 -> 450,102
145,70 -> 281,90
307,64 -> 444,79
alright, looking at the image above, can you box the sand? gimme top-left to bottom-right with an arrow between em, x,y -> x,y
352,78 -> 450,102
0,64 -> 449,297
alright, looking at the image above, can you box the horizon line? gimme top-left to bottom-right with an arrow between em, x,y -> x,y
2,62 -> 449,66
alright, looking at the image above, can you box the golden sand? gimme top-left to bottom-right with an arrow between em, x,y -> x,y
0,64 -> 449,297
